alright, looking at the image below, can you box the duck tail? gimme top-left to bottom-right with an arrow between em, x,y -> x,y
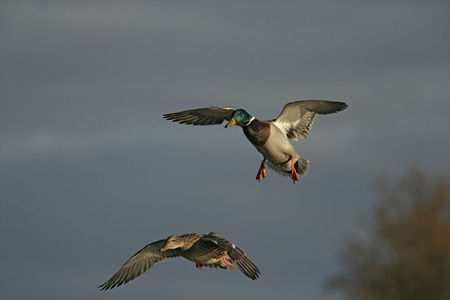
295,157 -> 309,177
266,157 -> 309,178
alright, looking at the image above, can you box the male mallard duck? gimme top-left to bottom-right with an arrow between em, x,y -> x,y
99,232 -> 260,290
164,100 -> 347,183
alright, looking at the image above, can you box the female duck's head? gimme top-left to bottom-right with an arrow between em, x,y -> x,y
225,109 -> 253,128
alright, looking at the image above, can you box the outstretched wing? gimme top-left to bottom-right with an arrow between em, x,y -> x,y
99,239 -> 180,290
163,107 -> 237,126
202,232 -> 260,280
273,100 -> 347,141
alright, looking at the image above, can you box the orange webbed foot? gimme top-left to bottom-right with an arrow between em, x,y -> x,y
256,161 -> 266,182
291,157 -> 299,184
195,263 -> 204,270
222,257 -> 235,269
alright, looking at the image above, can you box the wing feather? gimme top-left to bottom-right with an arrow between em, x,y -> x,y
99,239 -> 180,290
203,232 -> 260,280
273,100 -> 347,140
163,107 -> 237,126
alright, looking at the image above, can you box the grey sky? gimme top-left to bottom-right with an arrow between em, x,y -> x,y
1,1 -> 449,299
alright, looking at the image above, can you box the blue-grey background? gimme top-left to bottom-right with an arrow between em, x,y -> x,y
1,1 -> 449,299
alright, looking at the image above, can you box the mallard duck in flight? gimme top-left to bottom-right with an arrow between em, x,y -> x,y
99,232 -> 260,290
163,100 -> 347,183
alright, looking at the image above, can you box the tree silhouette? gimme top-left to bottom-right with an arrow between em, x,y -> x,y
327,168 -> 450,300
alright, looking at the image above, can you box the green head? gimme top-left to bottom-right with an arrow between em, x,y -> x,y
225,109 -> 253,128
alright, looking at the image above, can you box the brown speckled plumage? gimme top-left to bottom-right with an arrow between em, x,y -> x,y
99,232 -> 260,290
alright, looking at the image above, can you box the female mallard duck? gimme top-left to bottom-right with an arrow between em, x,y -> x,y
99,232 -> 260,290
164,100 -> 347,183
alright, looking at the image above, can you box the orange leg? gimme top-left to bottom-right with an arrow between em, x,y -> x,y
291,157 -> 299,184
195,263 -> 204,270
222,257 -> 235,269
256,161 -> 266,182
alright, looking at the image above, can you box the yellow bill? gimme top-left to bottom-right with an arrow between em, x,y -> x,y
225,117 -> 236,128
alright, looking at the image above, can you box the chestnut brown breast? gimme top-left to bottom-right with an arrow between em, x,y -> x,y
243,119 -> 270,147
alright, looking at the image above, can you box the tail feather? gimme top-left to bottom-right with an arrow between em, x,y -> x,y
295,157 -> 309,176
266,157 -> 309,178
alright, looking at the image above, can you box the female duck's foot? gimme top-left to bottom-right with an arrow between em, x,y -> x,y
256,162 -> 266,182
195,263 -> 204,270
222,257 -> 235,269
291,157 -> 299,183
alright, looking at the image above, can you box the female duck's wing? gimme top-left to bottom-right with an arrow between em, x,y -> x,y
99,239 -> 180,291
202,232 -> 260,280
272,100 -> 347,141
163,107 -> 237,126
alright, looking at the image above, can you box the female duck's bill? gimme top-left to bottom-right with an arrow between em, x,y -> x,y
99,232 -> 260,290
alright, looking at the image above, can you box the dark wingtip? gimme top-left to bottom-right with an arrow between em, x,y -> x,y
338,102 -> 348,111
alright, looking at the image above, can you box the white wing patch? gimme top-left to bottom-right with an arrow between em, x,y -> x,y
273,110 -> 317,141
